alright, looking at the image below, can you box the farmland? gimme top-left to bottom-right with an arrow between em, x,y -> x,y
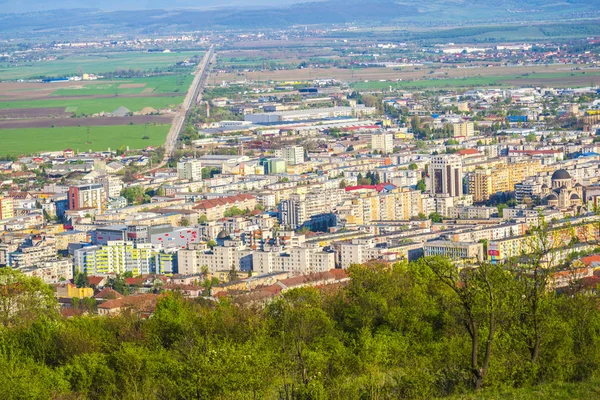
0,51 -> 205,155
0,96 -> 184,116
0,51 -> 202,81
0,124 -> 171,155
211,62 -> 600,89
351,71 -> 600,90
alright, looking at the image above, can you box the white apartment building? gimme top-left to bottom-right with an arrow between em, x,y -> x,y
96,174 -> 123,199
429,154 -> 463,198
340,239 -> 383,268
253,247 -> 335,275
424,240 -> 483,262
275,146 -> 305,165
371,133 -> 394,154
177,159 -> 203,182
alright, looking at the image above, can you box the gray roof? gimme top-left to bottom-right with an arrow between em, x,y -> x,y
551,169 -> 571,180
111,106 -> 131,117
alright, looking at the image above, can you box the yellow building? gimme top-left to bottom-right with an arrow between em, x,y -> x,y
0,196 -> 14,220
453,122 -> 474,138
467,170 -> 493,202
56,283 -> 94,299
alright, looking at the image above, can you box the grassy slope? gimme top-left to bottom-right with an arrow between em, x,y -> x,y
0,124 -> 170,155
448,379 -> 600,400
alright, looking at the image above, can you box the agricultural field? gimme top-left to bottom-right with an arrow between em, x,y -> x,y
0,124 -> 170,156
212,62 -> 600,89
0,51 -> 203,156
0,51 -> 202,81
351,71 -> 600,90
0,96 -> 184,116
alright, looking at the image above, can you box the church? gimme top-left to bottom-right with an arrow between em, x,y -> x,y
541,169 -> 584,210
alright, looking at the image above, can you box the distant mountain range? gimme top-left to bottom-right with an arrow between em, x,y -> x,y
0,0 -> 598,35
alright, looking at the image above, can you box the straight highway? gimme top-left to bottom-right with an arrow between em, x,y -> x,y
156,45 -> 214,169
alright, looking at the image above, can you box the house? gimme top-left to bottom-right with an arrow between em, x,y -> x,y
162,284 -> 203,298
94,287 -> 123,302
55,283 -> 94,299
105,161 -> 125,174
97,293 -> 160,316
63,149 -> 75,158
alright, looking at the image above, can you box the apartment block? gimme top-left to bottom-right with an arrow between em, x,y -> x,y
453,122 -> 474,138
429,154 -> 463,197
177,159 -> 203,182
424,240 -> 484,262
371,132 -> 394,154
68,183 -> 104,211
275,146 -> 305,165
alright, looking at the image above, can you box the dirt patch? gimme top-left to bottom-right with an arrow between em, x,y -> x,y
119,83 -> 147,89
139,107 -> 157,115
0,115 -> 173,129
141,88 -> 154,93
0,108 -> 70,119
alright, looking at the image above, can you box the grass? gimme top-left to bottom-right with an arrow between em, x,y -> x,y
0,124 -> 171,155
50,74 -> 194,96
447,379 -> 600,399
0,51 -> 202,80
0,96 -> 184,116
351,71 -> 600,90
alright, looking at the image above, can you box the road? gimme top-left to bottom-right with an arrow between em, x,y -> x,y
154,45 -> 214,170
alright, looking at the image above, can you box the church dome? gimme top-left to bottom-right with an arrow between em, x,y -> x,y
216,230 -> 231,240
546,193 -> 558,201
570,193 -> 580,200
551,169 -> 571,180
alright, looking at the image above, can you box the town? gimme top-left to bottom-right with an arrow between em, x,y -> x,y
2,66 -> 600,314
3,3 -> 600,395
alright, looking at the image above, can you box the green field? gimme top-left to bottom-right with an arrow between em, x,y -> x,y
0,96 -> 184,116
0,124 -> 170,155
351,71 -> 600,90
50,74 -> 194,96
0,51 -> 202,80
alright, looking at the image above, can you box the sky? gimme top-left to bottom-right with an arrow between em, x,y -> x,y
0,0 -> 311,13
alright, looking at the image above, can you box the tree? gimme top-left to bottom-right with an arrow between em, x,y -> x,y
121,186 -> 149,205
224,207 -> 245,217
207,240 -> 217,249
109,274 -> 130,296
525,132 -> 537,143
0,268 -> 58,328
408,163 -> 418,170
423,257 -> 509,390
429,212 -> 443,223
198,215 -> 208,224
417,179 -> 427,192
74,271 -> 89,288
179,217 -> 190,227
497,203 -> 508,217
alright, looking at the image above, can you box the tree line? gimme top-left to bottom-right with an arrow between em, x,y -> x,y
0,243 -> 599,399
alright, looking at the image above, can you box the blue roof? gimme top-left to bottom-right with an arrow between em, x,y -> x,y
576,152 -> 600,158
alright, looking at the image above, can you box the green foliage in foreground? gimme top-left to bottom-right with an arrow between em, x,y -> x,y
1,257 -> 600,399
0,124 -> 170,155
451,379 -> 600,399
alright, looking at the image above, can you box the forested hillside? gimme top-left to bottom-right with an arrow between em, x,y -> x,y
1,253 -> 600,399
